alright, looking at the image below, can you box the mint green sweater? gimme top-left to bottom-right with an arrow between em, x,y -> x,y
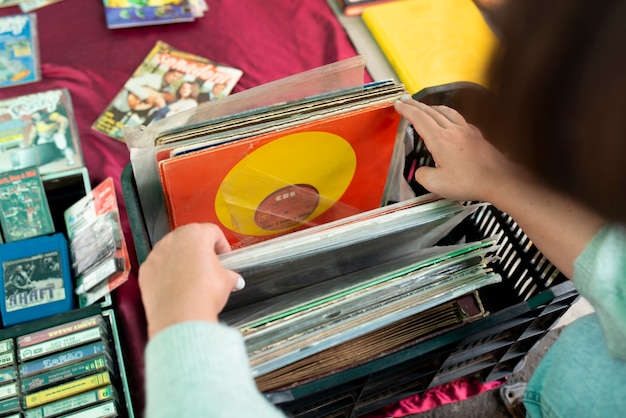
145,321 -> 284,417
524,224 -> 626,417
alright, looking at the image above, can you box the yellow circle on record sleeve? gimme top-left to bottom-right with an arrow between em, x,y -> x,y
215,131 -> 357,236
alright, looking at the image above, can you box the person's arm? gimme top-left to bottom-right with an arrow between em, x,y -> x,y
139,223 -> 284,417
394,98 -> 606,278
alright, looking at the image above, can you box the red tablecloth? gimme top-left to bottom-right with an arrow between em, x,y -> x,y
0,1 -> 363,413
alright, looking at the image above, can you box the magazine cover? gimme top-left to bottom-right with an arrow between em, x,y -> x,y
92,40 -> 243,142
0,13 -> 41,89
0,88 -> 84,177
0,166 -> 55,243
102,0 -> 205,30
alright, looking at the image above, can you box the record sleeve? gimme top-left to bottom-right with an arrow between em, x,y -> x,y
126,55 -> 369,247
219,196 -> 478,310
362,0 -> 498,94
255,291 -> 486,392
248,261 -> 501,377
158,97 -> 405,249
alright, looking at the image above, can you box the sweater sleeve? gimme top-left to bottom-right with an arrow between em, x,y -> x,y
573,224 -> 626,360
144,321 -> 285,418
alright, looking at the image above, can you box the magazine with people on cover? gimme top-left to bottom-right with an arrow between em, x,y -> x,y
92,40 -> 243,142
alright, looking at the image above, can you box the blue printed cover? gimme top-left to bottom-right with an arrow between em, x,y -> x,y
0,233 -> 74,327
0,13 -> 40,89
103,1 -> 196,29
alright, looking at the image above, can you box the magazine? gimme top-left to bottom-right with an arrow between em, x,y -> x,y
0,13 -> 41,89
92,40 -> 243,142
102,0 -> 207,29
0,88 -> 84,177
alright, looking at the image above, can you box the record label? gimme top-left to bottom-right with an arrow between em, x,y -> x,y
255,184 -> 319,231
215,131 -> 357,236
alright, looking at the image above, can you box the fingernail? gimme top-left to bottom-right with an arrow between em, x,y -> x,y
234,275 -> 246,291
400,94 -> 411,101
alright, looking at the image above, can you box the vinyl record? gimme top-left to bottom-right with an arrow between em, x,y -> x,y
215,131 -> 357,236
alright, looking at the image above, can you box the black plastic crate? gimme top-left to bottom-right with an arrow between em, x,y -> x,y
121,151 -> 578,417
261,202 -> 578,418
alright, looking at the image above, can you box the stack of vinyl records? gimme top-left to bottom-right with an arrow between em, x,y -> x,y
219,195 -> 502,384
125,57 -> 503,391
255,292 -> 487,392
127,56 -> 412,248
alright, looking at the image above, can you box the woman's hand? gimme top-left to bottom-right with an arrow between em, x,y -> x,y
394,97 -> 519,203
395,97 -> 605,278
138,223 -> 245,339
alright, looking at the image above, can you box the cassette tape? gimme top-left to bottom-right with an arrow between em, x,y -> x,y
58,399 -> 117,418
0,339 -> 13,354
19,341 -> 110,378
0,351 -> 15,369
19,326 -> 106,362
21,355 -> 110,393
0,382 -> 17,400
18,314 -> 105,349
0,396 -> 20,416
0,366 -> 16,384
23,385 -> 117,418
0,233 -> 74,327
23,370 -> 111,408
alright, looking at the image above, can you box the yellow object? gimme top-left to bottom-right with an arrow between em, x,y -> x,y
362,0 -> 499,94
25,371 -> 111,408
215,131 -> 357,236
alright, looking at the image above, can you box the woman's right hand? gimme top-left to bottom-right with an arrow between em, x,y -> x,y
138,223 -> 244,340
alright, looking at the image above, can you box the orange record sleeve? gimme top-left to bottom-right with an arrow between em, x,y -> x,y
158,101 -> 403,249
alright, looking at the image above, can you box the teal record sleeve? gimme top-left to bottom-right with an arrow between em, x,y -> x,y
0,233 -> 74,327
